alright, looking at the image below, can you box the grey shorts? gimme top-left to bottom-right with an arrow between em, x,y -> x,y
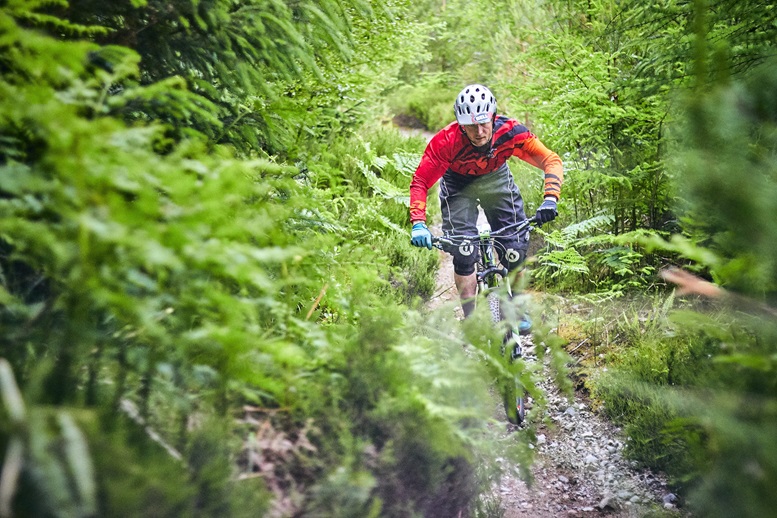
439,164 -> 530,276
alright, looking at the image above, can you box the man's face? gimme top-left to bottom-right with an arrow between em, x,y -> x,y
462,121 -> 493,147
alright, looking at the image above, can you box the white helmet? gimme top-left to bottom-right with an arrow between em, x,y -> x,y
454,84 -> 496,125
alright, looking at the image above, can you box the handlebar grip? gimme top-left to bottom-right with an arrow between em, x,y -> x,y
432,237 -> 453,246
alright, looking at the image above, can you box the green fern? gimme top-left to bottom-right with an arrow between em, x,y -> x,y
356,158 -> 411,205
534,248 -> 590,278
391,152 -> 421,178
533,217 -> 663,293
561,213 -> 615,240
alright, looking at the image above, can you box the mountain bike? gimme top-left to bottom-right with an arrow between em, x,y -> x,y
432,216 -> 537,425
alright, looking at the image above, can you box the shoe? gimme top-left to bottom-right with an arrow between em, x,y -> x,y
518,316 -> 532,335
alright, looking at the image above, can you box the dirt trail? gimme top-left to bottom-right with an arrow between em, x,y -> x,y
425,224 -> 683,517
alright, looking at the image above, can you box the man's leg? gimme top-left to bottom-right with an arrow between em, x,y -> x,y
439,173 -> 480,318
454,272 -> 478,318
478,165 -> 532,332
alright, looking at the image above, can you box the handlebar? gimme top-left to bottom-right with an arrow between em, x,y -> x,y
432,216 -> 538,248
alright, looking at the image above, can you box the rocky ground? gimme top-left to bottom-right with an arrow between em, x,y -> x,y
495,373 -> 681,517
426,222 -> 684,518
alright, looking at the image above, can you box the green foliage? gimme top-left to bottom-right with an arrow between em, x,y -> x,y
2,359 -> 266,518
23,0 -> 430,156
82,414 -> 271,518
0,2 -> 502,516
496,0 -> 777,240
386,74 -> 458,131
15,0 -> 777,514
581,295 -> 717,479
590,300 -> 777,515
584,50 -> 777,516
399,0 -> 536,81
292,296 -> 504,518
483,0 -> 668,233
387,0 -> 777,515
0,359 -> 99,518
670,65 -> 777,297
384,0 -> 777,300
531,214 -> 659,294
300,125 -> 439,305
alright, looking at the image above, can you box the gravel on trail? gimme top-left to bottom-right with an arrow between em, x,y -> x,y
425,220 -> 684,517
494,372 -> 681,518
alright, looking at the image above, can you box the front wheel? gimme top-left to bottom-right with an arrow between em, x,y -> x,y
488,291 -> 525,425
501,346 -> 526,425
501,378 -> 525,425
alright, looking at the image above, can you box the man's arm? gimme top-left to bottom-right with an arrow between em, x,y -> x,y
516,136 -> 564,201
409,132 -> 452,222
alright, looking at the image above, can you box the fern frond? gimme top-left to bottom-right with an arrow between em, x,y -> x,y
357,159 -> 410,205
562,213 -> 615,239
391,152 -> 421,177
574,233 -> 619,248
612,228 -> 668,245
375,214 -> 405,234
639,233 -> 722,268
536,228 -> 569,248
536,248 -> 590,278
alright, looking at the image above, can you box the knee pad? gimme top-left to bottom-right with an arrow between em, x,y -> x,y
453,260 -> 477,276
502,246 -> 528,272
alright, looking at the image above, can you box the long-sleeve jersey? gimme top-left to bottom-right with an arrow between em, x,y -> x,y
409,115 -> 563,222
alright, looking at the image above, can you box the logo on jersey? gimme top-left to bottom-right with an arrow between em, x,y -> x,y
459,240 -> 474,256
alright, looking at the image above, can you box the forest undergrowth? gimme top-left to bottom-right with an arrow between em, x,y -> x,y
3,0 -> 777,517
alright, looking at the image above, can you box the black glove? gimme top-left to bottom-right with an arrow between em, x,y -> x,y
535,198 -> 558,224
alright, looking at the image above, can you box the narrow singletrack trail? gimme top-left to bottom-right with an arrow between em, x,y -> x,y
398,121 -> 683,516
426,222 -> 684,517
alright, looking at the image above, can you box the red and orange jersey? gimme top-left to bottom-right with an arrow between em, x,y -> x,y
409,116 -> 563,222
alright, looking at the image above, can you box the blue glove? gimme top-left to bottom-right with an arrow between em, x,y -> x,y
411,222 -> 432,249
535,198 -> 558,224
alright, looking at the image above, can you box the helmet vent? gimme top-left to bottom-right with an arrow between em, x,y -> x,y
454,84 -> 497,125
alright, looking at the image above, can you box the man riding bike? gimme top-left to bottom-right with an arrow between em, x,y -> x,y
409,84 -> 563,329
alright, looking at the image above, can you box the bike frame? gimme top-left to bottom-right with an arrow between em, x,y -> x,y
475,226 -> 511,299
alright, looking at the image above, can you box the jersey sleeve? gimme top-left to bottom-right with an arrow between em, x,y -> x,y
514,136 -> 564,200
409,132 -> 452,222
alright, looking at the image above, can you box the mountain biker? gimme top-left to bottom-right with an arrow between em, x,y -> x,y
409,84 -> 563,326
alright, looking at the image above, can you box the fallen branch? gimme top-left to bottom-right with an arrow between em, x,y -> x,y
568,338 -> 589,354
120,399 -> 183,462
306,283 -> 328,320
660,267 -> 777,318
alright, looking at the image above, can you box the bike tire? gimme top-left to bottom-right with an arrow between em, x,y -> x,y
488,291 -> 525,426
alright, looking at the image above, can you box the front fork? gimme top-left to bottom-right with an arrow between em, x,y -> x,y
477,241 -> 513,297
479,244 -> 520,360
